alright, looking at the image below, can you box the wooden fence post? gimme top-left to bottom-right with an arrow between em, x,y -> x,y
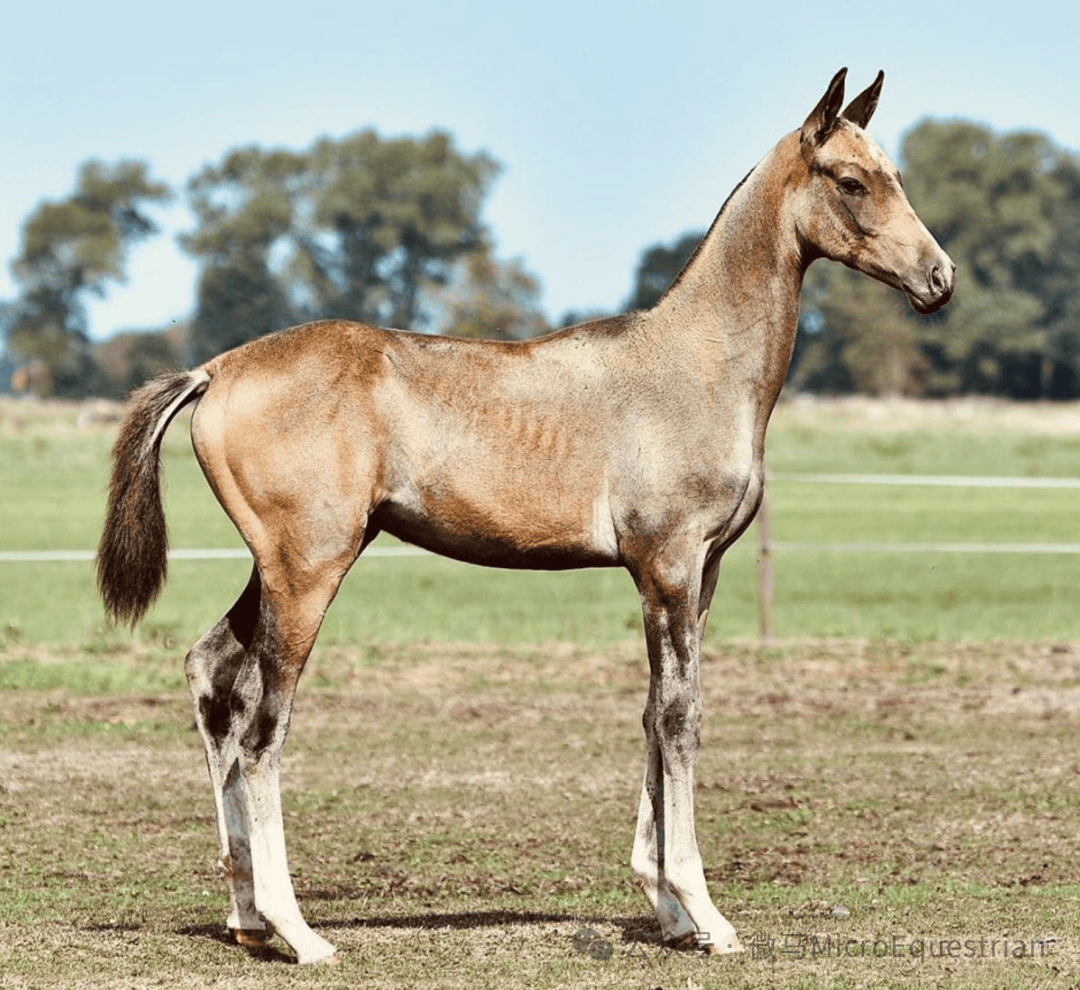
756,478 -> 774,642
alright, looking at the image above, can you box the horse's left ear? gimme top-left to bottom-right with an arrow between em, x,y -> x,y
842,70 -> 884,129
801,68 -> 847,148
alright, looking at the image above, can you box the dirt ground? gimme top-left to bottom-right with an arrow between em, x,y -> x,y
2,637 -> 1079,988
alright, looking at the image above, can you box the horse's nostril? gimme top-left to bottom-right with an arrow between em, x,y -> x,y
929,265 -> 947,295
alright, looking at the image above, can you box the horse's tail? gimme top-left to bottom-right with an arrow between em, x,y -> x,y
97,368 -> 211,626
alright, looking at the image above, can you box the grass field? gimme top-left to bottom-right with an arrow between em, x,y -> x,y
3,395 -> 1080,988
3,394 -> 1080,645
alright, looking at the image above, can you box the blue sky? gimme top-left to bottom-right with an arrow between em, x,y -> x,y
3,0 -> 1078,341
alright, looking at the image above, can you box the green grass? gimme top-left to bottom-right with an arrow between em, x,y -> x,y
7,537 -> 1076,646
766,422 -> 1080,477
771,480 -> 1080,543
4,397 -> 1080,646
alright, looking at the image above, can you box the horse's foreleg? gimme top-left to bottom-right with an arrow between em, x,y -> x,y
630,733 -> 697,941
629,554 -> 741,954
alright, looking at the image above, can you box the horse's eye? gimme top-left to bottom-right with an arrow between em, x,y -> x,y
838,177 -> 868,197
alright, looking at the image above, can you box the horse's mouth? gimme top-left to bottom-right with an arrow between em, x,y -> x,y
908,289 -> 952,315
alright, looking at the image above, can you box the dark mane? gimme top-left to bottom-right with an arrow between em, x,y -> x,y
651,165 -> 756,309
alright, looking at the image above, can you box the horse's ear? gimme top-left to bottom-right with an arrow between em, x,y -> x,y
842,70 -> 884,129
801,68 -> 847,148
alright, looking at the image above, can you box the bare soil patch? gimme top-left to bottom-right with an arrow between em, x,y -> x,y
1,638 -> 1077,988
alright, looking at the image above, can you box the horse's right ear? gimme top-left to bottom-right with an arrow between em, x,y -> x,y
801,68 -> 847,148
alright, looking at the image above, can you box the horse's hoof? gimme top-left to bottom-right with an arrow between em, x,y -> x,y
667,931 -> 744,955
297,948 -> 340,966
231,928 -> 270,948
703,935 -> 744,955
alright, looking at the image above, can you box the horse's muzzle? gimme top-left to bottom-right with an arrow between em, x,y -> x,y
907,258 -> 956,314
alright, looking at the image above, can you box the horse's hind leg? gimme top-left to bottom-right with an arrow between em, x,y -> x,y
185,567 -> 266,945
186,548 -> 352,963
225,548 -> 355,964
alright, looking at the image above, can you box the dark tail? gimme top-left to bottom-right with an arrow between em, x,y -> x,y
96,369 -> 210,626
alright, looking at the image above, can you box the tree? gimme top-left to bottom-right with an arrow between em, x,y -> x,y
1039,156 -> 1080,396
434,252 -> 548,340
790,265 -> 928,396
900,120 -> 1080,397
5,160 -> 172,396
95,328 -> 184,396
187,252 -> 296,364
181,130 -> 500,359
625,231 -> 704,311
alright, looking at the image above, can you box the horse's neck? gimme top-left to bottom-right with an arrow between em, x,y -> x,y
653,135 -> 805,415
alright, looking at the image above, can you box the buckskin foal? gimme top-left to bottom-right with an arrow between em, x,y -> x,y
98,69 -> 954,964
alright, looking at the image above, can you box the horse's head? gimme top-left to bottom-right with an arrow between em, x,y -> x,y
793,68 -> 955,314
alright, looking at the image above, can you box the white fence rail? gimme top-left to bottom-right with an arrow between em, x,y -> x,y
752,471 -> 1080,639
770,472 -> 1080,489
0,546 -> 430,563
2,473 -> 1077,566
4,472 -> 1076,641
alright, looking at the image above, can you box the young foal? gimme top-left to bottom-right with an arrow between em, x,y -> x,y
98,69 -> 953,964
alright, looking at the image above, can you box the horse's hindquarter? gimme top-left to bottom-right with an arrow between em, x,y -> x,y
190,325 -> 390,573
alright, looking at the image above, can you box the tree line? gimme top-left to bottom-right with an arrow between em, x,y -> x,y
4,118 -> 1080,400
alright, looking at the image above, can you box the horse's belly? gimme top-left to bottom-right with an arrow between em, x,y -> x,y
375,479 -> 619,570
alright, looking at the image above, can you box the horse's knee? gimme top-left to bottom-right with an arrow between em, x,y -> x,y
661,695 -> 701,741
644,693 -> 702,763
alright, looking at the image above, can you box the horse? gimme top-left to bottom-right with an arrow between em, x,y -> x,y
97,68 -> 954,964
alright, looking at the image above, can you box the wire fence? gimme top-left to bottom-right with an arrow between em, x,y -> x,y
0,546 -> 428,563
3,472 -> 1078,565
769,472 -> 1080,490
751,471 -> 1080,640
5,472 -> 1076,642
